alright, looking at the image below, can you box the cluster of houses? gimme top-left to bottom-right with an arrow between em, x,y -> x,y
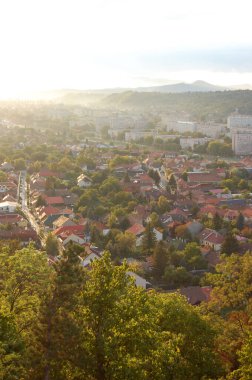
0,162 -> 38,244
3,148 -> 252,302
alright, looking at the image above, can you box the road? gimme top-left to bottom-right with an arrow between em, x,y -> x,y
18,170 -> 47,247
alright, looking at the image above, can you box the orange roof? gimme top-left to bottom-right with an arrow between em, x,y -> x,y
126,223 -> 145,236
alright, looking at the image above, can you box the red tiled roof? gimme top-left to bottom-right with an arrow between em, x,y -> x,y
188,173 -> 221,183
45,196 -> 64,205
39,206 -> 61,216
39,170 -> 60,177
54,225 -> 85,237
199,228 -> 224,245
126,223 -> 145,236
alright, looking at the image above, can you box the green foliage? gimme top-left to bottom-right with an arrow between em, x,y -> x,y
181,242 -> 207,271
0,313 -> 24,380
207,140 -> 233,157
221,233 -> 239,255
141,223 -> 157,255
0,170 -> 7,181
45,232 -> 60,256
152,241 -> 168,279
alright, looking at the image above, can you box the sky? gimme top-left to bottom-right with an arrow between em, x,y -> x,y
0,0 -> 252,97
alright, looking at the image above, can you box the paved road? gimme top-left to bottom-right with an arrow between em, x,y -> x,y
18,170 -> 47,247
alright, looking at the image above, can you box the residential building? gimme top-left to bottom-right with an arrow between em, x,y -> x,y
232,129 -> 252,155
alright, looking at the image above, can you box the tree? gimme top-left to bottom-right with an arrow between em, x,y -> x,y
212,212 -> 222,230
13,158 -> 26,170
0,170 -> 7,181
76,252 -> 179,380
38,245 -> 87,380
153,293 -> 223,379
182,242 -> 207,270
45,232 -> 60,256
221,233 -> 239,255
152,241 -> 168,279
36,194 -> 46,207
168,174 -> 177,190
0,246 -> 53,378
236,212 -> 245,231
148,169 -> 161,186
141,223 -> 157,255
164,265 -> 192,288
158,195 -> 170,214
181,171 -> 188,182
203,253 -> 252,373
233,333 -> 252,379
0,312 -> 25,380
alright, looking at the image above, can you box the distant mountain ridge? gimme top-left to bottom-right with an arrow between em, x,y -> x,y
135,80 -> 229,93
33,80 -> 249,102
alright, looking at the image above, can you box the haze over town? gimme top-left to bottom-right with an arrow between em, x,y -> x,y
1,0 -> 252,97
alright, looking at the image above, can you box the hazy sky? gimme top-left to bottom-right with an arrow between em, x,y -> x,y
1,0 -> 252,96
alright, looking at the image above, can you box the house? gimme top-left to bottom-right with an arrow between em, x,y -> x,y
126,223 -> 145,246
77,174 -> 92,188
187,172 -> 222,185
153,227 -> 163,241
126,271 -> 150,289
54,225 -> 86,241
198,228 -> 224,251
242,208 -> 252,222
52,215 -> 76,230
62,234 -> 86,247
44,196 -> 65,207
223,209 -> 239,222
179,286 -> 212,305
0,162 -> 14,172
0,201 -> 18,213
0,228 -> 38,245
166,208 -> 188,223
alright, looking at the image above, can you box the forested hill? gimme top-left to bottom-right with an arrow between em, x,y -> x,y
99,90 -> 252,122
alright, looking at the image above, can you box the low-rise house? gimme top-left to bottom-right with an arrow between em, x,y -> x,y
77,174 -> 92,188
62,234 -> 86,247
179,286 -> 212,305
0,228 -> 38,245
0,162 -> 14,171
223,209 -> 239,222
198,228 -> 224,251
126,223 -> 145,246
187,172 -> 222,185
242,208 -> 252,222
126,271 -> 150,289
54,224 -> 86,241
44,196 -> 65,207
52,215 -> 76,230
153,227 -> 163,241
0,201 -> 18,213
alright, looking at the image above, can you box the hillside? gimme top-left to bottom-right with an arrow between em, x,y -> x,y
99,90 -> 252,122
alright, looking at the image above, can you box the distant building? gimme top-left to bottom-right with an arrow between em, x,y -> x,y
125,131 -> 154,141
180,137 -> 211,149
166,121 -> 197,133
228,115 -> 252,130
232,129 -> 252,155
195,123 -> 226,138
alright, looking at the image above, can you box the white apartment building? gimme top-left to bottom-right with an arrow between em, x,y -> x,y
232,129 -> 252,155
195,124 -> 225,138
228,115 -> 252,130
125,131 -> 154,141
180,137 -> 211,149
166,120 -> 197,133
